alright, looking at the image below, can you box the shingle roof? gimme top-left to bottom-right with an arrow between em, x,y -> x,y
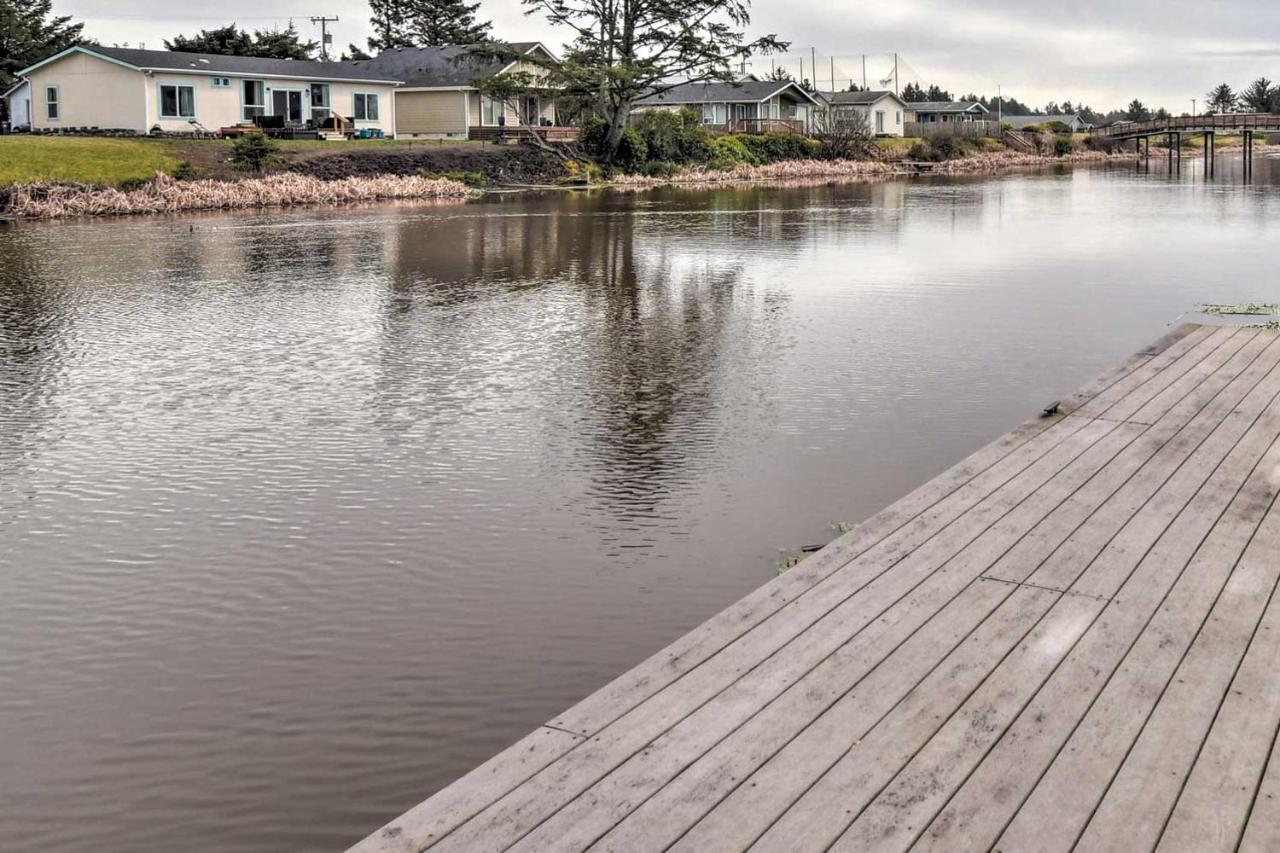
349,42 -> 543,88
821,89 -> 900,106
907,101 -> 988,114
635,79 -> 819,106
80,45 -> 402,83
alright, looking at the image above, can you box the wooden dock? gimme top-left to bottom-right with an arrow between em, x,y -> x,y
352,323 -> 1280,853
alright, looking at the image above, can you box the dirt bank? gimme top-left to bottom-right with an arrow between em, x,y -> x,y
287,145 -> 568,184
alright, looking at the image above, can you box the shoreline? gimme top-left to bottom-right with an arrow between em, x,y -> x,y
0,147 -> 1182,221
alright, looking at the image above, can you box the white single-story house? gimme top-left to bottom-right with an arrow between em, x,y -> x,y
633,79 -> 822,134
350,42 -> 561,139
12,45 -> 400,136
906,100 -> 989,123
817,89 -> 908,136
1002,113 -> 1094,132
3,78 -> 33,129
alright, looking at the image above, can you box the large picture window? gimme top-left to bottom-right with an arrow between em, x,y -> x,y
45,86 -> 59,121
310,83 -> 330,115
160,84 -> 195,119
353,92 -> 379,121
242,80 -> 266,120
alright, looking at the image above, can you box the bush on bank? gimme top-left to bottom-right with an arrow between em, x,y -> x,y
579,108 -> 829,175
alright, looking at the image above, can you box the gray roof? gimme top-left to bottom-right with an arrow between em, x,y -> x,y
76,45 -> 402,83
821,89 -> 900,106
2,78 -> 29,99
906,100 -> 988,114
636,79 -> 819,106
349,42 -> 543,88
1001,114 -> 1086,129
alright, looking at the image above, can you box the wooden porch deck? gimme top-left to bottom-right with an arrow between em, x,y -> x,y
352,323 -> 1280,853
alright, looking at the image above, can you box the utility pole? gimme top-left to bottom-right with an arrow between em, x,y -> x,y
811,46 -> 816,90
1191,98 -> 1196,117
830,56 -> 835,93
893,53 -> 899,95
310,16 -> 338,61
861,54 -> 866,90
997,84 -> 1002,122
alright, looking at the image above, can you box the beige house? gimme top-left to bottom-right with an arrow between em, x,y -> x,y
816,90 -> 907,137
350,43 -> 561,139
14,45 -> 400,136
632,79 -> 822,134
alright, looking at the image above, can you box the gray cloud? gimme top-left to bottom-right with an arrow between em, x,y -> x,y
61,0 -> 1280,111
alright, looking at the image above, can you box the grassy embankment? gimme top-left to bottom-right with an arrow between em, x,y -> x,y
0,135 -> 488,186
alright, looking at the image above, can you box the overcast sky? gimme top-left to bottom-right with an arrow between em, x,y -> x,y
60,0 -> 1280,112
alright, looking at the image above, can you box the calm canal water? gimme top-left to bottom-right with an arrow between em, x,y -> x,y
2,153 -> 1278,852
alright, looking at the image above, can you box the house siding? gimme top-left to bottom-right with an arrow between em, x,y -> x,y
23,50 -> 396,135
395,90 -> 469,137
25,52 -> 146,131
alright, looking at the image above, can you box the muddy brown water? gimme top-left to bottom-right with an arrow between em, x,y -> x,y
1,155 -> 1278,852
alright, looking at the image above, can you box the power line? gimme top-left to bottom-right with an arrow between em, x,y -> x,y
310,15 -> 339,60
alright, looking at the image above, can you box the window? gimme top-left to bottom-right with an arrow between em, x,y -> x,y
160,84 -> 196,118
310,83 -> 330,114
480,95 -> 499,125
896,110 -> 902,125
242,79 -> 265,120
45,86 -> 59,121
354,92 -> 379,121
212,77 -> 232,89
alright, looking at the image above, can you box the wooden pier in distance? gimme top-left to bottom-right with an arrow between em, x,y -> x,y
1093,112 -> 1280,179
352,323 -> 1280,853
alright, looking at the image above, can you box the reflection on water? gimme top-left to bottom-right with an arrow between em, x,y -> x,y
2,157 -> 1279,853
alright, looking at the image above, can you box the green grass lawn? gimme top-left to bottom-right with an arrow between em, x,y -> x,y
874,138 -> 916,151
0,136 -> 183,185
0,135 -> 490,186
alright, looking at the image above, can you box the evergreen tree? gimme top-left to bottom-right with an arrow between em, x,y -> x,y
367,0 -> 492,51
368,0 -> 414,51
164,22 -> 316,59
0,0 -> 85,85
250,23 -> 317,59
407,0 -> 491,45
1240,77 -> 1277,113
164,24 -> 253,55
1125,99 -> 1150,121
342,43 -> 372,61
1205,83 -> 1237,114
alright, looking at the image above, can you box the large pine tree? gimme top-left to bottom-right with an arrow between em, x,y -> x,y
164,22 -> 317,60
407,0 -> 491,45
367,0 -> 492,51
0,0 -> 85,85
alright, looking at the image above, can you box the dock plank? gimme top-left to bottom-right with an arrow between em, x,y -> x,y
346,325 -> 1280,853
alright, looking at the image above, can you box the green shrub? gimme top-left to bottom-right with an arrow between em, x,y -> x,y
170,160 -> 200,181
419,169 -> 487,186
577,117 -> 609,160
737,131 -> 815,163
229,132 -> 281,173
1052,136 -> 1073,157
707,135 -> 759,169
907,136 -> 967,162
614,128 -> 648,172
640,160 -> 681,177
1043,120 -> 1072,134
632,109 -> 716,165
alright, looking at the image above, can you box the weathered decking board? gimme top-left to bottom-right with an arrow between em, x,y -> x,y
351,323 -> 1280,853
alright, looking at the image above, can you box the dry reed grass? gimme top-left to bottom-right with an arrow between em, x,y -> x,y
7,172 -> 477,219
611,149 -> 1131,189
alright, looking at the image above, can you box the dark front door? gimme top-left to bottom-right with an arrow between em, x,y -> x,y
272,90 -> 303,123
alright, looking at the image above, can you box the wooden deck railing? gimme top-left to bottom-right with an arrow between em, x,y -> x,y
722,118 -> 805,135
469,125 -> 580,143
1093,112 -> 1280,138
